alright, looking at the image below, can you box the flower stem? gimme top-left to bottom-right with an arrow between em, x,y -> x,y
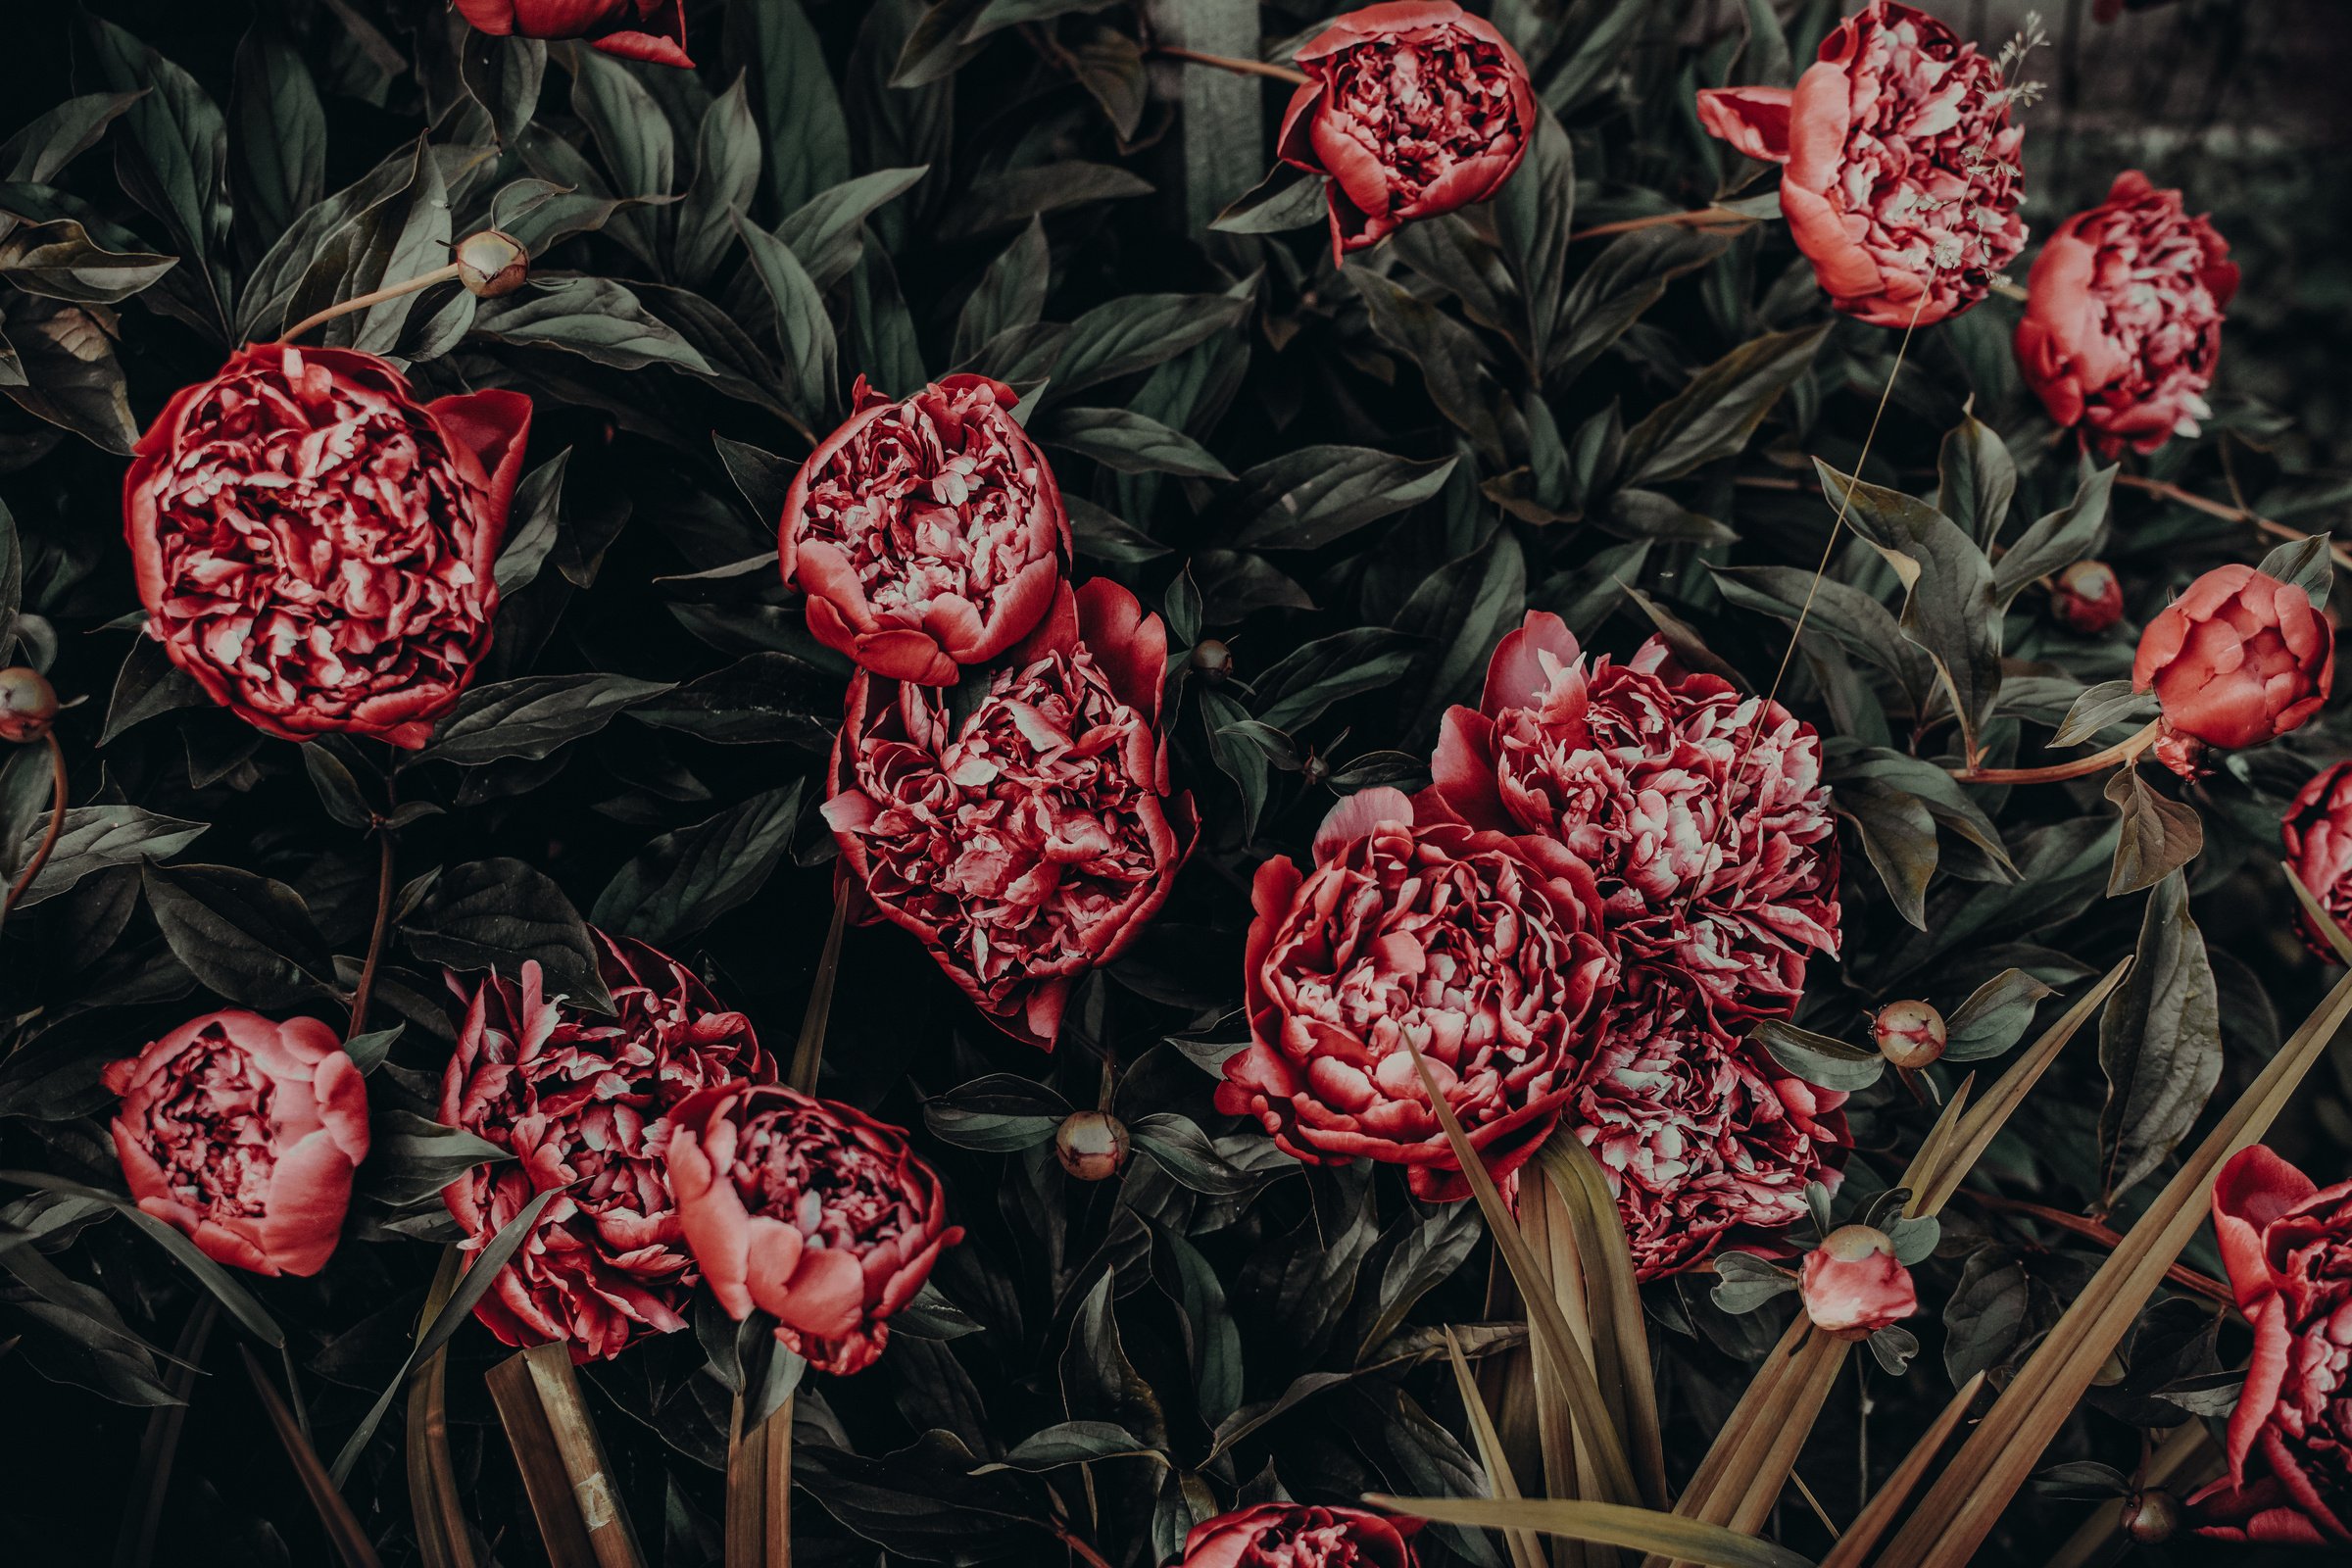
2114,472 -> 2352,575
1567,208 -> 1756,244
278,263 -> 463,346
1968,1192 -> 2237,1310
1151,44 -> 1310,86
1,730 -> 69,929
1049,1519 -> 1119,1568
347,773 -> 397,1042
1945,719 -> 2159,786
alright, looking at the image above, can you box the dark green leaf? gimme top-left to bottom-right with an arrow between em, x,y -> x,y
1347,267 -> 1503,461
1129,1113 -> 1261,1196
1254,629 -> 1421,732
2258,533 -> 2334,610
416,672 -> 673,767
78,15 -> 229,335
1992,466 -> 2115,608
1551,224 -> 1736,383
470,276 -> 716,374
2051,679 -> 2157,748
729,0 -> 853,213
229,27 -> 323,246
141,862 -> 336,1008
2103,766 -> 2203,899
1943,968 -> 2057,1062
14,808 -> 206,907
941,160 -> 1152,237
1050,292 -> 1249,401
1839,779 -> 1938,928
1750,1020 -> 1886,1091
407,858 -> 612,1012
779,165 -> 928,291
953,216 -> 1050,367
1620,324 -> 1827,484
1493,106 -> 1573,368
1816,459 -> 2002,761
2096,869 -> 2221,1205
1228,448 -> 1456,552
1936,410 -> 2017,550
1392,528 -> 1526,741
1209,163 -> 1326,235
922,1074 -> 1070,1152
589,782 -> 803,946
734,207 -> 837,417
672,79 -> 760,289
1040,407 -> 1230,478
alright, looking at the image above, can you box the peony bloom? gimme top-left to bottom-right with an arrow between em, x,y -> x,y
104,1012 -> 369,1277
1420,612 -> 1839,1026
1797,1224 -> 1918,1338
1570,975 -> 1847,1280
822,578 -> 1196,1051
2049,560 -> 2125,634
1215,788 -> 1618,1202
780,374 -> 1070,687
665,1084 -> 960,1375
1277,2 -> 1536,262
1696,1 -> 2027,327
2283,761 -> 2352,960
1181,1502 -> 1421,1567
122,344 -> 531,748
2185,1146 -> 2352,1544
2132,564 -> 2332,779
453,0 -> 690,69
440,938 -> 770,1362
2015,172 -> 2236,456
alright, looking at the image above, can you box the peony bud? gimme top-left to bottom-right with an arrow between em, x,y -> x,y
2132,564 -> 2332,779
1799,1224 -> 1918,1339
1054,1110 -> 1130,1182
2121,1489 -> 2180,1545
2049,561 -> 2124,634
1189,638 -> 1234,682
1873,1001 -> 1946,1069
455,229 -> 529,298
0,666 -> 59,743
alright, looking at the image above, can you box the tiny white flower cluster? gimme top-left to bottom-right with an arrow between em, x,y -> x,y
1918,11 -> 2049,286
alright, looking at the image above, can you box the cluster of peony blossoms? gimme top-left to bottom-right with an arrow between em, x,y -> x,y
790,377 -> 1196,1052
1219,612 -> 1845,1278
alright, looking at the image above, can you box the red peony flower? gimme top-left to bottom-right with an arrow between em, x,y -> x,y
665,1084 -> 960,1375
1181,1502 -> 1421,1568
440,937 -> 770,1363
1797,1224 -> 1918,1338
1215,788 -> 1618,1202
2284,761 -> 2352,960
104,1012 -> 369,1278
2185,1146 -> 2352,1544
122,344 -> 531,748
2132,565 -> 2332,778
1421,612 -> 1840,1026
1569,974 -> 1848,1280
453,0 -> 690,69
1696,1 -> 2027,327
1277,2 -> 1537,262
821,578 -> 1196,1051
781,374 -> 1070,687
2016,172 -> 2237,455
2049,560 -> 2125,634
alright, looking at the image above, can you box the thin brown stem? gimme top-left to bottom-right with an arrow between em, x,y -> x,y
347,774 -> 397,1042
2114,472 -> 2352,575
1048,1520 -> 1119,1568
1968,1192 -> 2237,1309
1946,719 -> 2158,786
1568,207 -> 1756,244
279,263 -> 463,345
2,730 -> 69,927
1151,44 -> 1311,86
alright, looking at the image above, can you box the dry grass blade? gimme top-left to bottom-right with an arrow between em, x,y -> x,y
726,1395 -> 793,1568
488,1342 -> 648,1568
1880,956 -> 2352,1568
1909,958 -> 2131,1216
113,1298 -> 218,1568
1368,1495 -> 1817,1568
787,887 -> 850,1094
1539,1136 -> 1669,1509
1445,1328 -> 1549,1568
2282,858 -> 2352,963
1397,1030 -> 1641,1506
240,1345 -> 383,1568
1511,1167 -> 1599,1568
1817,1371 -> 1984,1568
406,1247 -> 479,1568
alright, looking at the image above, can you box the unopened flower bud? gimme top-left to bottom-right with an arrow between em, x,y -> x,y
2120,1488 -> 2180,1545
1873,1001 -> 1946,1069
1800,1224 -> 1918,1339
1189,638 -> 1233,682
2050,560 -> 2124,634
0,666 -> 59,743
455,229 -> 529,298
1054,1110 -> 1129,1182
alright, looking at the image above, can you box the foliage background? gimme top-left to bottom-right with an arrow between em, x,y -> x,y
0,2 -> 2347,1565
